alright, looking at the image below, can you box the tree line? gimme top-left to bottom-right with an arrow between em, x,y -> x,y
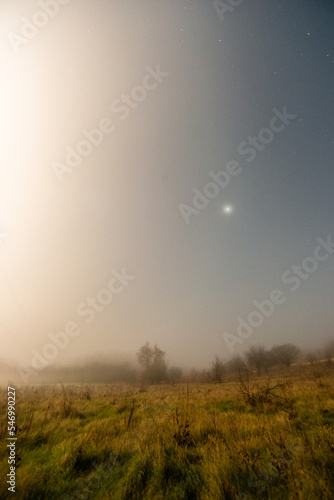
136,339 -> 334,384
12,339 -> 333,385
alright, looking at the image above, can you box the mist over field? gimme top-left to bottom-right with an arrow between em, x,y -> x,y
0,2 -> 334,497
0,0 -> 333,387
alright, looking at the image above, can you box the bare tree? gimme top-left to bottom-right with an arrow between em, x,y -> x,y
137,342 -> 153,370
137,342 -> 167,384
270,344 -> 300,368
210,356 -> 225,383
245,345 -> 269,375
226,355 -> 246,374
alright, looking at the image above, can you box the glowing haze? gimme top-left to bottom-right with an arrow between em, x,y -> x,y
0,0 -> 333,375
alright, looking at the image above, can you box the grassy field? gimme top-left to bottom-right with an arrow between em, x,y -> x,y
1,364 -> 333,499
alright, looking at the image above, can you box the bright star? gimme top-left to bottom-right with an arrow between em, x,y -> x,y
223,205 -> 233,214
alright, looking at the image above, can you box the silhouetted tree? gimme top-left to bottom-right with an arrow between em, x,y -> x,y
270,344 -> 300,368
245,345 -> 269,375
226,355 -> 246,373
137,342 -> 167,384
210,356 -> 225,383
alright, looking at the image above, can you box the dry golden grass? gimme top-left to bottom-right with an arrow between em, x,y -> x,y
0,364 -> 333,499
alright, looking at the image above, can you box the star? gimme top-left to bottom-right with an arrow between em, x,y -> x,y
222,205 -> 233,215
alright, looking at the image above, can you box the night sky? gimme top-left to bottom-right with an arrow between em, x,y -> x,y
0,0 -> 333,374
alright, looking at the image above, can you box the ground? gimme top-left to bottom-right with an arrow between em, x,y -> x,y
0,364 -> 333,499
